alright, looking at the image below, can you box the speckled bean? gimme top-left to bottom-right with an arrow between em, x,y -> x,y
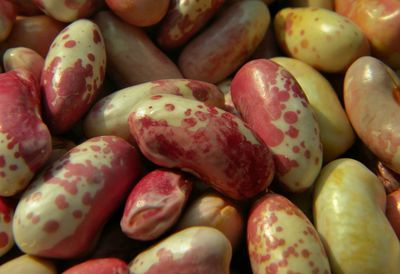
0,0 -> 16,43
0,69 -> 51,197
121,169 -> 192,241
271,57 -> 355,162
248,193 -> 330,274
387,189 -> 400,239
62,258 -> 129,274
178,0 -> 270,83
157,0 -> 225,50
95,11 -> 182,88
128,94 -> 275,200
33,0 -> 103,22
344,56 -> 400,173
83,79 -> 225,142
0,255 -> 57,274
41,19 -> 106,134
313,158 -> 400,273
0,15 -> 66,58
13,136 -> 144,258
274,7 -> 370,73
0,198 -> 13,257
176,191 -> 244,249
231,59 -> 322,192
106,0 -> 170,27
129,226 -> 232,274
3,47 -> 44,83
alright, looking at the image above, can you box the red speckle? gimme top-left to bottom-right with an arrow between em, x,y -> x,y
165,104 -> 175,111
265,263 -> 278,274
73,210 -> 83,219
93,29 -> 101,44
184,109 -> 192,116
292,146 -> 300,153
151,95 -> 163,100
302,249 -> 310,258
274,154 -> 299,175
183,118 -> 197,127
304,150 -> 311,159
55,194 -> 69,210
32,215 -> 40,224
62,34 -> 70,40
300,39 -> 309,48
276,226 -> 283,232
9,165 -> 17,171
264,125 -> 285,147
43,220 -> 59,233
87,53 -> 95,62
286,126 -> 299,138
300,29 -> 305,36
64,40 -> 76,48
284,111 -> 298,124
90,145 -> 101,152
0,157 -> 5,168
0,232 -> 8,248
82,192 -> 93,205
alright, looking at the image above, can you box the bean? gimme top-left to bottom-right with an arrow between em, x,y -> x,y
128,94 -> 275,200
231,59 -> 322,192
0,255 -> 57,274
62,258 -> 129,274
0,198 -> 13,257
387,189 -> 400,239
13,136 -> 144,258
0,0 -> 16,43
41,19 -> 106,134
121,169 -> 192,241
313,158 -> 400,273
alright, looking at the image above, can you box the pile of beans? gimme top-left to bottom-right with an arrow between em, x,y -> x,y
0,0 -> 400,273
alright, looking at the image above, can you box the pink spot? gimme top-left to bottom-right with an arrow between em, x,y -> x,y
90,145 -> 101,152
0,157 -> 5,167
183,118 -> 197,127
93,29 -> 101,44
32,215 -> 40,224
9,164 -> 17,171
87,53 -> 95,62
73,210 -> 83,219
302,249 -> 310,258
286,126 -> 299,138
165,104 -> 175,111
292,146 -> 300,153
184,109 -> 192,116
276,226 -> 283,232
284,111 -> 298,124
264,125 -> 284,147
55,194 -> 69,210
274,154 -> 299,175
82,192 -> 93,205
151,95 -> 162,100
62,34 -> 70,40
43,220 -> 59,233
64,40 -> 76,48
304,150 -> 311,159
0,232 -> 8,248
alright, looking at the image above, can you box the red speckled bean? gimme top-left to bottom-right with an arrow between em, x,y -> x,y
121,169 -> 192,241
84,79 -> 225,142
344,56 -> 400,173
0,15 -> 66,58
231,59 -> 322,192
13,136 -> 144,258
3,47 -> 44,84
0,198 -> 14,256
129,226 -> 232,274
387,189 -> 400,239
41,19 -> 106,134
248,193 -> 330,274
178,0 -> 270,83
157,0 -> 225,50
128,94 -> 275,200
106,0 -> 170,27
33,0 -> 103,23
95,11 -> 182,88
62,258 -> 129,274
0,0 -> 16,43
0,69 -> 51,197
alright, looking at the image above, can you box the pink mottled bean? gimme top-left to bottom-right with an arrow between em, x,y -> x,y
121,169 -> 192,241
0,69 -> 51,197
248,193 -> 330,274
231,59 -> 322,192
128,94 -> 274,200
344,56 -> 400,173
157,0 -> 225,50
106,0 -> 170,27
95,11 -> 182,88
176,191 -> 244,248
33,0 -> 103,22
0,198 -> 14,256
129,226 -> 232,274
84,79 -> 225,142
0,0 -> 16,43
41,19 -> 106,134
3,47 -> 44,84
13,136 -> 144,258
62,258 -> 129,274
178,0 -> 270,83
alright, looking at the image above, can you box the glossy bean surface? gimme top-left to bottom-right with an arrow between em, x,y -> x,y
62,258 -> 129,274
